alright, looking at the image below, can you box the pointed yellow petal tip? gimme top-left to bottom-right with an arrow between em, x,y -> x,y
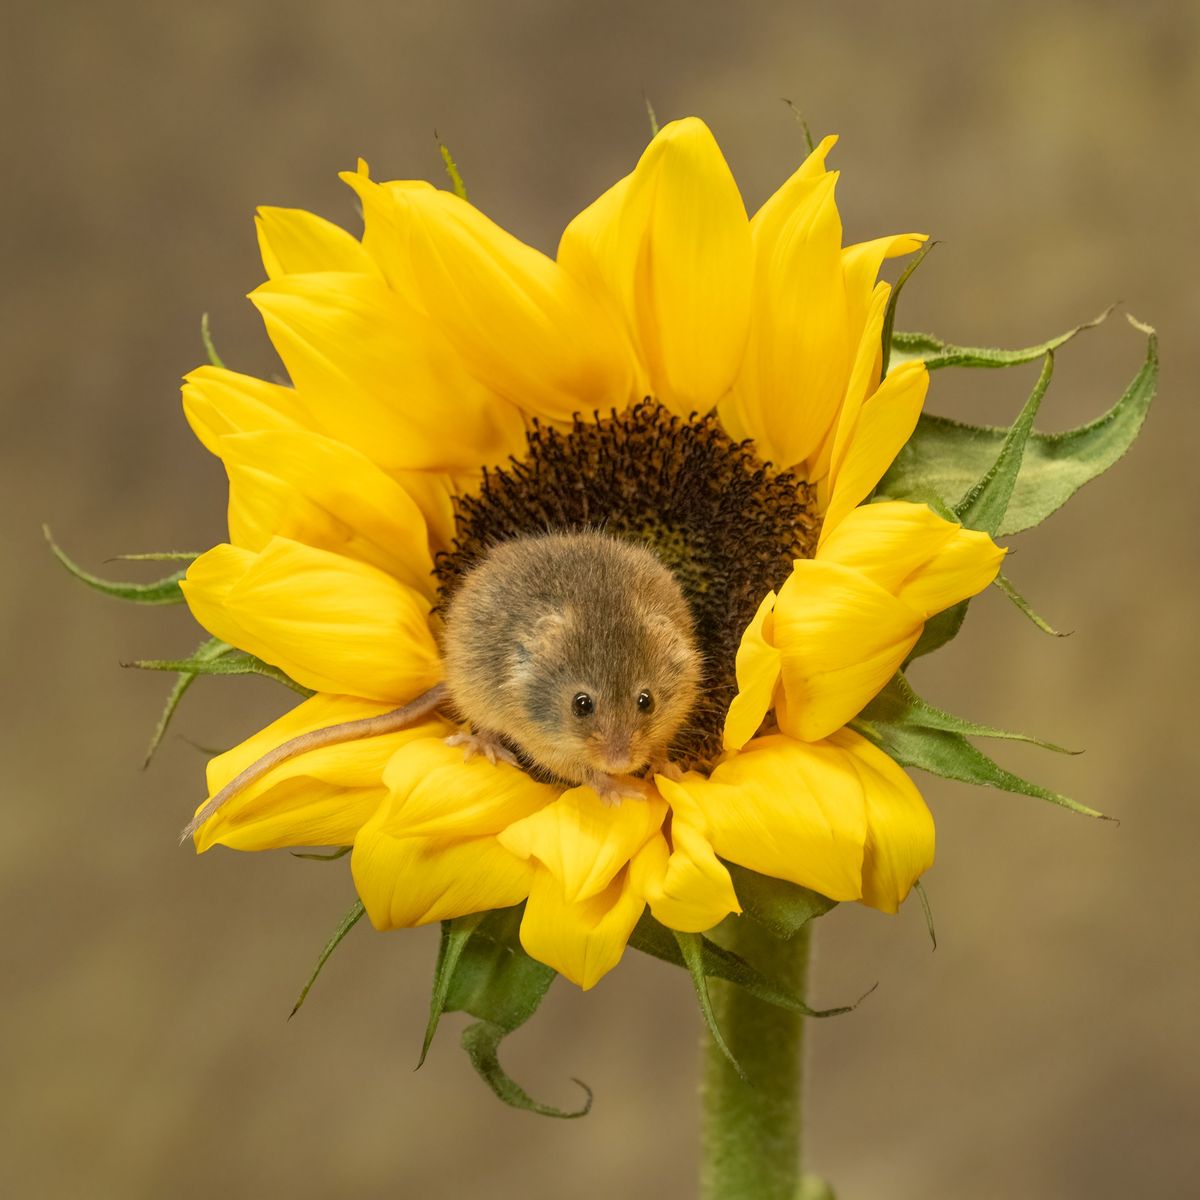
356,157 -> 370,177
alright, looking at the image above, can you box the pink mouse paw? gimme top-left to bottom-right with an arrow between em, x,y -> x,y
445,729 -> 519,767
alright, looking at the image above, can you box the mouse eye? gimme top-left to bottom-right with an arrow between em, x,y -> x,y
572,693 -> 595,718
637,690 -> 655,714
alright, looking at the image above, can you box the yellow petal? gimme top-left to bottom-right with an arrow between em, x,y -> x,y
722,590 -> 781,751
182,365 -> 318,455
499,786 -> 667,904
219,429 -> 436,601
841,232 -> 926,354
558,117 -> 752,416
250,270 -> 528,472
817,500 -> 1004,617
828,728 -> 934,913
342,172 -> 636,423
353,828 -> 534,929
518,863 -> 645,990
391,469 -> 462,558
747,134 -> 838,249
378,737 -> 559,838
193,693 -> 449,853
657,735 -> 868,901
819,359 -> 928,540
181,537 -> 441,701
772,560 -> 923,741
255,206 -> 378,280
636,824 -> 741,933
723,170 -> 849,468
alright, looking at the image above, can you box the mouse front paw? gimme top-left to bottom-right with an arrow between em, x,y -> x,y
586,772 -> 650,807
445,729 -> 519,768
650,757 -> 685,783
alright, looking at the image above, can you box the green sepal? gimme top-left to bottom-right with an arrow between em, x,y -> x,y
782,98 -> 816,154
422,906 -> 589,1118
880,316 -> 1156,537
912,878 -> 937,951
673,930 -> 746,1080
113,551 -> 204,562
291,846 -> 352,862
644,94 -> 660,139
201,312 -> 225,368
889,306 -> 1111,371
725,862 -> 836,939
127,644 -> 314,697
45,525 -> 188,605
628,913 -> 854,1019
853,676 -> 1103,819
993,572 -> 1067,637
860,672 -> 1076,754
289,899 -> 365,1019
139,636 -> 233,766
437,139 -> 468,201
880,239 -> 935,378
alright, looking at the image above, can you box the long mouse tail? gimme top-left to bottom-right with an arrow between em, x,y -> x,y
180,682 -> 449,844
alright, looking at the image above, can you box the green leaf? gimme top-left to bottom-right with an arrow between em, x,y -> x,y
290,846 -> 352,862
889,306 -> 1111,371
629,914 -> 854,1019
289,900 -> 365,1019
993,572 -> 1068,637
725,862 -> 836,939
437,139 -> 468,201
954,351 -> 1054,535
423,906 -> 588,1118
45,526 -> 187,604
201,312 -> 225,368
879,316 -> 1156,536
127,646 -> 313,696
141,636 -> 236,767
860,672 -> 1076,754
853,716 -> 1105,820
673,931 -> 745,1080
880,240 -> 935,378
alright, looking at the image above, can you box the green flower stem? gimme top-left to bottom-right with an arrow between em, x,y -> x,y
700,918 -> 812,1200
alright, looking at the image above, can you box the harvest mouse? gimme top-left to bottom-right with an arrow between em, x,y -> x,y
181,530 -> 700,839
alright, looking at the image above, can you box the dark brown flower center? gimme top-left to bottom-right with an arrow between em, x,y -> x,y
436,403 -> 820,768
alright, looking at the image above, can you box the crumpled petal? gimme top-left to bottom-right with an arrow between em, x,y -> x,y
518,861 -> 646,990
342,170 -> 636,423
827,728 -> 935,913
817,500 -> 1004,618
772,560 -> 924,742
255,206 -> 378,279
657,736 -> 869,901
219,429 -> 436,600
722,589 -> 782,751
498,786 -> 667,904
181,537 -> 441,701
636,822 -> 741,933
193,693 -> 450,853
251,270 -> 528,472
558,116 -> 752,417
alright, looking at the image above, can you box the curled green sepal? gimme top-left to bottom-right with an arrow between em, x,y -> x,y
436,138 -> 468,201
993,571 -> 1069,637
673,930 -> 746,1081
725,862 -> 836,939
889,305 -> 1111,371
126,645 -> 314,697
201,312 -> 225,368
138,636 -> 234,767
628,913 -> 857,1019
912,879 -> 937,951
45,525 -> 187,605
860,673 -> 1077,755
852,676 -> 1106,820
291,846 -> 351,862
880,315 -> 1157,537
880,239 -> 935,378
422,906 -> 589,1118
289,899 -> 365,1019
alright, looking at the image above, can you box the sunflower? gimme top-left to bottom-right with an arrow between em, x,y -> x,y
180,118 -> 1003,990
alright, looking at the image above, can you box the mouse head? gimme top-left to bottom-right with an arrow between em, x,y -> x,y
510,600 -> 701,787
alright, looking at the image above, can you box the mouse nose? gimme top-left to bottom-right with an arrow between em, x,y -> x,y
593,736 -> 636,775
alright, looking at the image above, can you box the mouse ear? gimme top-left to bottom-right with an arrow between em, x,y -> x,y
513,610 -> 569,668
646,612 -> 700,675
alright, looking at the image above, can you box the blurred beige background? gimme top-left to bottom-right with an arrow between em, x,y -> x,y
4,1 -> 1197,1196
